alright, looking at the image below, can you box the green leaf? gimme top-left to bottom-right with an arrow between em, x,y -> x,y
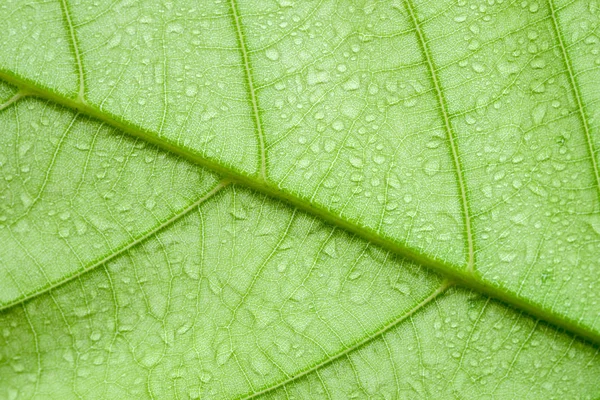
0,0 -> 599,398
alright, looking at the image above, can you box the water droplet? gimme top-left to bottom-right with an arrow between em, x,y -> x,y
497,61 -> 519,76
145,198 -> 156,210
199,371 -> 213,383
140,351 -> 161,368
390,280 -> 411,294
531,57 -> 546,69
185,84 -> 198,97
324,239 -> 337,258
20,193 -> 32,208
468,39 -> 480,51
166,23 -> 184,34
532,104 -> 546,124
472,62 -> 485,73
589,216 -> 600,235
373,155 -> 385,164
342,75 -> 360,91
183,262 -> 199,280
231,206 -> 247,220
529,2 -> 539,12
531,80 -> 546,93
58,227 -> 70,238
18,142 -> 32,157
107,33 -> 122,48
324,139 -> 336,153
349,271 -> 362,280
349,156 -> 363,168
332,120 -> 345,131
265,48 -> 279,61
493,170 -> 505,181
11,363 -> 25,373
307,68 -> 329,85
404,98 -> 417,107
423,159 -> 440,176
499,251 -> 516,262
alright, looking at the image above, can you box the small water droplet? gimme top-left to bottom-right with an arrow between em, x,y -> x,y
423,159 -> 440,176
373,155 -> 385,164
532,104 -> 546,124
472,62 -> 485,73
265,48 -> 279,61
200,371 -> 213,383
390,280 -> 411,295
349,156 -> 363,168
185,84 -> 198,97
58,227 -> 70,238
145,198 -> 156,210
342,75 -> 360,91
332,120 -> 345,131
349,271 -> 362,280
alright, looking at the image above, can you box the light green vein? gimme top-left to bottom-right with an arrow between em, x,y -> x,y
0,90 -> 26,112
241,281 -> 452,400
16,112 -> 78,219
59,0 -> 85,102
404,0 -> 475,273
229,0 -> 267,181
548,0 -> 600,203
0,70 -> 599,345
0,180 -> 229,313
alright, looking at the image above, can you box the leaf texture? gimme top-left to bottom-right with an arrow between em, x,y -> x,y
0,0 -> 599,398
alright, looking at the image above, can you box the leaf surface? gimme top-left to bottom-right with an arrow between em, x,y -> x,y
0,0 -> 599,398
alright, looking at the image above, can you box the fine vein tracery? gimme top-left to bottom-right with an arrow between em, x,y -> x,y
404,0 -> 475,273
59,0 -> 86,102
547,0 -> 600,204
0,0 -> 599,347
1,1 -> 600,397
0,66 -> 598,343
229,0 -> 268,181
242,281 -> 452,400
0,180 -> 229,312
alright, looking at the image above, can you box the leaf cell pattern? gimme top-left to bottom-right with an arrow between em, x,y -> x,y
0,0 -> 599,398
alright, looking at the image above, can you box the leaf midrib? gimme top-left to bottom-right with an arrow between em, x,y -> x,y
1,69 -> 599,346
2,0 -> 600,347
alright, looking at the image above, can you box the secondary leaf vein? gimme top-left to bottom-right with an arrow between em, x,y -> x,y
59,0 -> 85,102
404,0 -> 476,272
0,71 -> 599,343
0,180 -> 229,312
548,0 -> 600,204
240,281 -> 452,400
229,0 -> 267,181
